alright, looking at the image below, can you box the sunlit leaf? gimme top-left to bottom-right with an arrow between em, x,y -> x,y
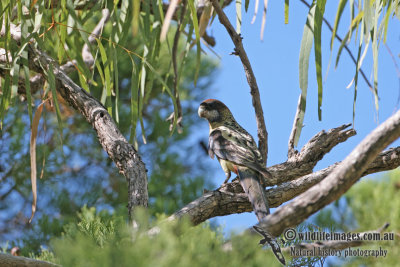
251,0 -> 260,24
236,0 -> 242,34
260,0 -> 269,40
335,11 -> 363,68
132,0 -> 140,36
284,0 -> 289,24
331,0 -> 347,50
96,38 -> 112,116
296,1 -> 316,146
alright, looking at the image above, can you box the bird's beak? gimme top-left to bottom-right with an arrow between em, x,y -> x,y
198,104 -> 206,118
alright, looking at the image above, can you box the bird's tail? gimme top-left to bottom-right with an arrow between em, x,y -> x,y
237,167 -> 286,266
237,167 -> 269,220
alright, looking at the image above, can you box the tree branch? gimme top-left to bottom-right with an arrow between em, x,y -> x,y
267,123 -> 355,185
168,146 -> 400,225
258,109 -> 400,237
23,44 -> 148,215
210,0 -> 269,164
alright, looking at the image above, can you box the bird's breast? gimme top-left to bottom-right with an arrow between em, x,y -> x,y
218,158 -> 238,174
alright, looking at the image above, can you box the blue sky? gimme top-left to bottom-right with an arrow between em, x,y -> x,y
195,1 -> 400,233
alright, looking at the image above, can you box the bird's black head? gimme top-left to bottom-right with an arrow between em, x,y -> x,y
198,99 -> 233,125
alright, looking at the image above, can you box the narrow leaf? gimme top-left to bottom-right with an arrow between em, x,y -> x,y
331,0 -> 347,50
296,1 -> 316,146
245,0 -> 250,12
260,0 -> 269,40
236,0 -> 242,34
314,0 -> 326,120
132,0 -> 140,36
251,0 -> 260,24
284,0 -> 289,24
29,101 -> 45,223
188,0 -> 201,85
48,64 -> 63,144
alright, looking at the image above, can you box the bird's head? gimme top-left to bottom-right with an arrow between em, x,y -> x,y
198,99 -> 234,128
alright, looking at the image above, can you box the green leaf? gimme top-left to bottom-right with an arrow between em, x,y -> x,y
0,72 -> 11,127
371,0 -> 380,115
188,0 -> 201,86
353,45 -> 362,126
245,0 -> 250,12
284,0 -> 289,24
296,1 -> 316,146
48,63 -> 63,144
96,38 -> 112,116
335,11 -> 363,68
314,0 -> 326,120
129,59 -> 138,145
22,50 -> 33,124
132,0 -> 140,36
138,45 -> 148,144
112,45 -> 119,124
331,0 -> 347,50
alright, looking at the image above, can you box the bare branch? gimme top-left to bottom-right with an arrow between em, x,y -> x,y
288,94 -> 302,158
167,0 -> 187,134
24,44 -> 148,214
168,147 -> 400,225
283,223 -> 390,256
210,0 -> 269,164
259,109 -> 400,237
81,9 -> 111,68
268,124 -> 355,185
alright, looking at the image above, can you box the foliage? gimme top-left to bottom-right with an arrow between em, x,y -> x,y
31,206 -> 282,267
315,170 -> 400,266
0,21 -> 217,255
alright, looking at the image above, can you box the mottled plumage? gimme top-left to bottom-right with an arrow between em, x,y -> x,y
198,99 -> 284,265
198,99 -> 270,183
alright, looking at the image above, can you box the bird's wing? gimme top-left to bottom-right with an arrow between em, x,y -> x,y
208,127 -> 265,173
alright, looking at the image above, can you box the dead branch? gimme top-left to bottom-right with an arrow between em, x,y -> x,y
288,94 -> 302,158
258,109 -> 400,237
168,147 -> 400,225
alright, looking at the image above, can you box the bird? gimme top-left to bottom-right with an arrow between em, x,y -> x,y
198,99 -> 285,265
198,99 -> 271,220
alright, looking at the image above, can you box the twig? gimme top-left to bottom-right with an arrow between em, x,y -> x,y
258,108 -> 400,237
288,94 -> 302,158
210,0 -> 269,164
167,0 -> 187,134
